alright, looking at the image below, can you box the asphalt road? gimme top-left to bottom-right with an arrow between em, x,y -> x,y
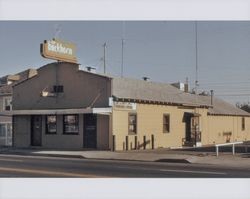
0,154 -> 249,178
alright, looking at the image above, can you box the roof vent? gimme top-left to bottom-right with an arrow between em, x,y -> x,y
86,66 -> 96,73
210,90 -> 214,106
171,82 -> 188,92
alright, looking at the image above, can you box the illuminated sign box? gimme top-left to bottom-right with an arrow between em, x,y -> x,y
40,39 -> 77,63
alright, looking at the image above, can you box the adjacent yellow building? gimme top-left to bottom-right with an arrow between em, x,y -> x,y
111,77 -> 250,150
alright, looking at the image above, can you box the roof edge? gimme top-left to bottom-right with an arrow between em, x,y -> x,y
208,113 -> 250,117
113,96 -> 211,108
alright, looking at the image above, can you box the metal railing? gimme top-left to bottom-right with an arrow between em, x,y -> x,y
215,141 -> 243,156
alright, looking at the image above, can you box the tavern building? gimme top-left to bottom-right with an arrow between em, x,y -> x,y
7,62 -> 250,150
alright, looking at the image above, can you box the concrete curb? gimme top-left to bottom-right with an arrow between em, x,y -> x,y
0,151 -> 191,164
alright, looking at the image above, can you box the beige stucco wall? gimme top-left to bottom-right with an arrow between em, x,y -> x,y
112,103 -> 206,150
203,115 -> 250,145
112,102 -> 250,151
97,114 -> 110,150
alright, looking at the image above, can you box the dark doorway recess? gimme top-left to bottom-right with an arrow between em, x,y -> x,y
84,114 -> 97,149
31,115 -> 42,146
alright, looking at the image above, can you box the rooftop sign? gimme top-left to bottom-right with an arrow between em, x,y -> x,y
40,39 -> 77,63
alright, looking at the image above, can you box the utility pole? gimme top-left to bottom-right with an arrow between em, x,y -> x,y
194,21 -> 200,147
121,39 -> 124,77
121,21 -> 125,77
103,42 -> 107,74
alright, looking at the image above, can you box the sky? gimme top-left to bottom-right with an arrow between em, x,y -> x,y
1,21 -> 250,105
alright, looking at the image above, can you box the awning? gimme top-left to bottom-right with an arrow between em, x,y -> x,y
184,112 -> 201,117
0,107 -> 112,116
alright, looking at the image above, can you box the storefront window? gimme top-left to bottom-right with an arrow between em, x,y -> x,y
46,115 -> 57,134
128,113 -> 137,134
63,115 -> 79,134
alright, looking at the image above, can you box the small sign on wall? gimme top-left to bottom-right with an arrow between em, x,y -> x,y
114,101 -> 136,110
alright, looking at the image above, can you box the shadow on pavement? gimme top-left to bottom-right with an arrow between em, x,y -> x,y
241,153 -> 250,158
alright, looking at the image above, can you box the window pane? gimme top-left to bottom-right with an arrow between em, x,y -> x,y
46,115 -> 57,134
4,97 -> 12,111
0,124 -> 6,137
6,124 -> 12,137
128,114 -> 137,134
163,114 -> 170,133
242,117 -> 245,131
64,115 -> 79,134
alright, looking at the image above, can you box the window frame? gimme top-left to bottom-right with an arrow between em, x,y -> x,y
128,113 -> 137,135
0,123 -> 7,137
242,117 -> 245,131
63,114 -> 79,135
3,96 -> 12,111
45,115 -> 57,135
53,85 -> 64,93
163,114 -> 170,133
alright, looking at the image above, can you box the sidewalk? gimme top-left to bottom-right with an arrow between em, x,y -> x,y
1,147 -> 250,169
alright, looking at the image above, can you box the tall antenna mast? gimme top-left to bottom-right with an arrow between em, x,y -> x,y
121,21 -> 125,77
103,42 -> 107,74
195,21 -> 199,94
54,24 -> 62,39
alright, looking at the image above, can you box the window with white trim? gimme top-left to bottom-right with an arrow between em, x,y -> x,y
63,115 -> 79,134
3,97 -> 12,111
46,115 -> 57,134
128,113 -> 137,134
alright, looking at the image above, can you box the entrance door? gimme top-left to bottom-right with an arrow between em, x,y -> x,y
191,116 -> 201,144
183,112 -> 201,146
84,114 -> 97,149
31,116 -> 42,146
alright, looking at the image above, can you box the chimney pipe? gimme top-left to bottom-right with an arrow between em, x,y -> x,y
185,77 -> 189,92
86,66 -> 96,73
210,90 -> 214,106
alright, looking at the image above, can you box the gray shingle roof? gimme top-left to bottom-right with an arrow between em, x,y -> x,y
0,69 -> 37,94
0,84 -> 12,95
112,77 -> 250,116
208,98 -> 249,116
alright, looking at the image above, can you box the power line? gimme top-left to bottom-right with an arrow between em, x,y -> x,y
121,21 -> 125,77
216,94 -> 250,96
103,42 -> 107,74
195,21 -> 199,94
